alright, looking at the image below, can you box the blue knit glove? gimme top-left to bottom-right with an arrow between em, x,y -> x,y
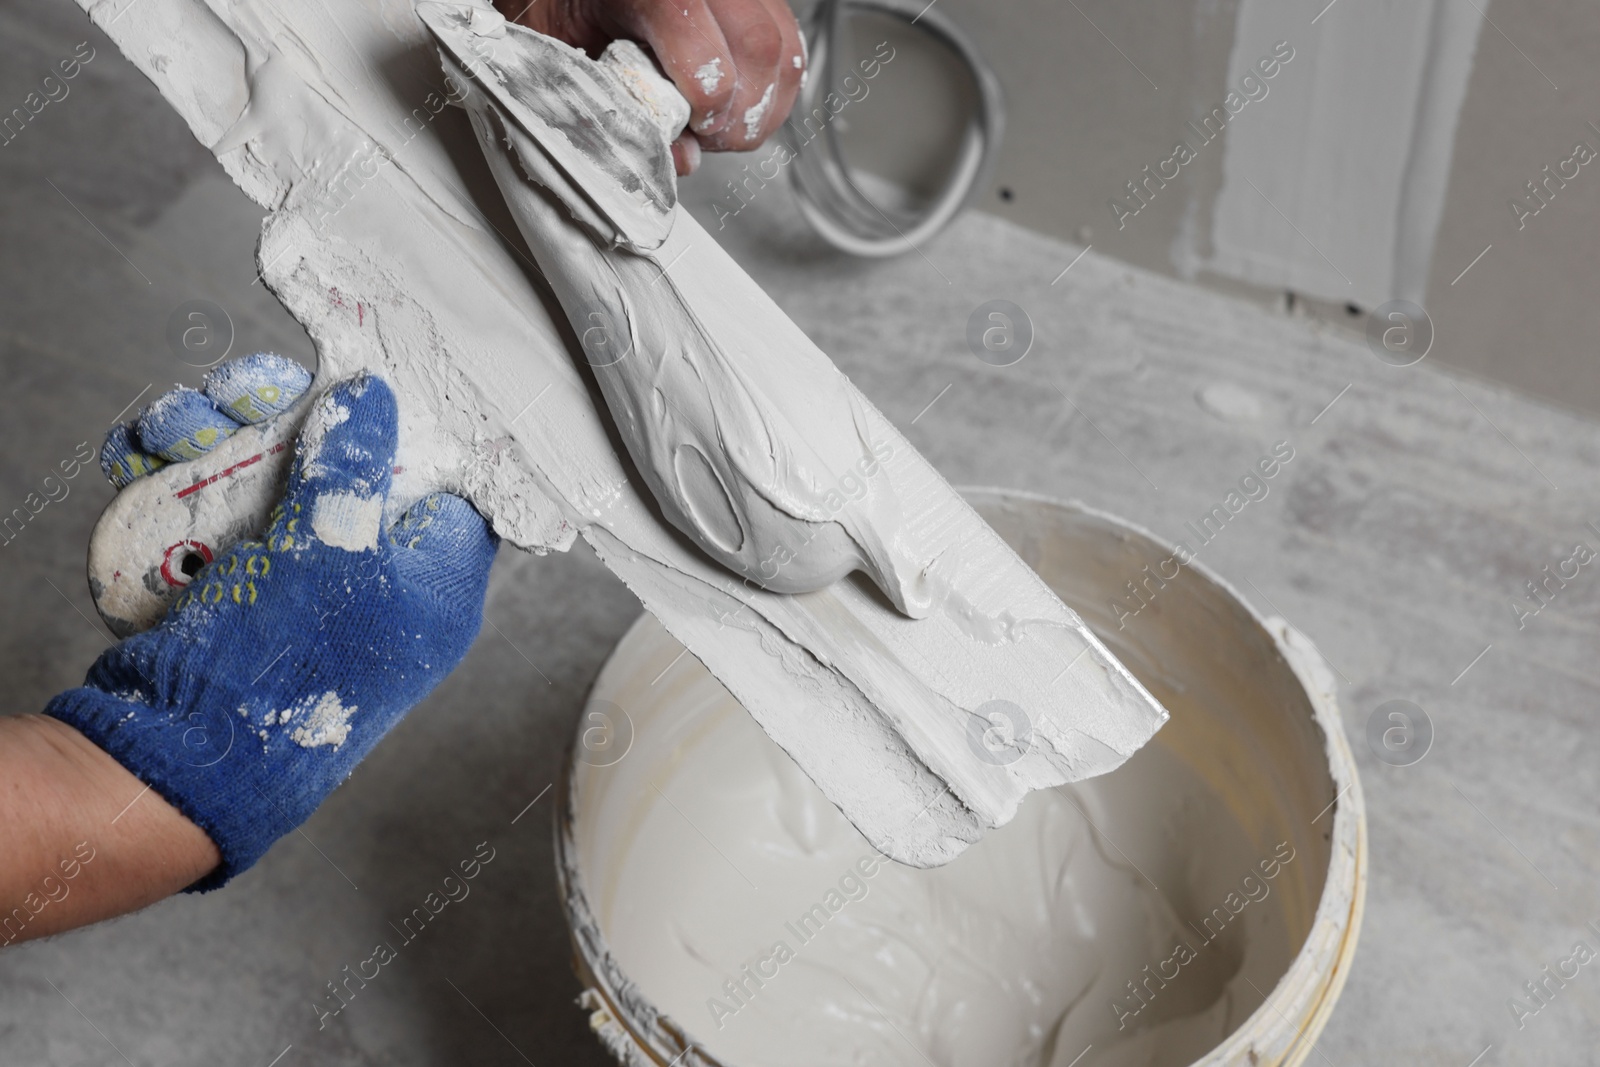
48,358 -> 498,890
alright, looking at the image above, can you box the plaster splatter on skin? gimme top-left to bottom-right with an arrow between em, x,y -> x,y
693,57 -> 722,93
742,82 -> 774,141
286,691 -> 358,749
311,491 -> 383,550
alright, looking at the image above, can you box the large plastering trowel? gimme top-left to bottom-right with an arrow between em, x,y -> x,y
83,0 -> 1166,868
428,11 -> 937,619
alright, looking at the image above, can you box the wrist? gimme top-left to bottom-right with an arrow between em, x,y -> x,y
0,714 -> 217,943
44,677 -> 373,890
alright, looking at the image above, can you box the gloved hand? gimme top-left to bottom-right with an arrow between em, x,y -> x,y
47,354 -> 498,890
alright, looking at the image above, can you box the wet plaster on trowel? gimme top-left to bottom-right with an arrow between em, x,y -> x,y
82,0 -> 1167,868
441,17 -> 935,615
427,4 -> 1171,860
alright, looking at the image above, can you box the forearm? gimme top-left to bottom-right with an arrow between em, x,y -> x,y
0,714 -> 217,946
2,370 -> 491,935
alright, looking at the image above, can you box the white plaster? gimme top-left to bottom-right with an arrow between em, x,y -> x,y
311,490 -> 383,551
437,16 -> 926,613
741,82 -> 774,141
692,57 -> 722,93
599,40 -> 690,141
294,398 -> 349,482
609,704 -> 1274,1062
1195,380 -> 1264,422
564,495 -> 1365,1063
287,691 -> 357,749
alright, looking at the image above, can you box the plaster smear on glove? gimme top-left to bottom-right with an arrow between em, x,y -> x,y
286,691 -> 357,749
311,491 -> 383,551
293,398 -> 350,484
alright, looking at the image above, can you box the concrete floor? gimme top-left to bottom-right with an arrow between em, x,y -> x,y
3,1 -> 1600,1065
1,3 -> 631,1064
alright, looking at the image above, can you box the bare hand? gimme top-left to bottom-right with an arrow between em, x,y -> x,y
497,0 -> 806,175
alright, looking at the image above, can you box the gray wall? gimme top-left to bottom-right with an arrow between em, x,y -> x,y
826,0 -> 1600,417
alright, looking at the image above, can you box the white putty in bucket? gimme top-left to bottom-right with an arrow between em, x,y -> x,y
562,494 -> 1364,1067
593,669 -> 1298,1067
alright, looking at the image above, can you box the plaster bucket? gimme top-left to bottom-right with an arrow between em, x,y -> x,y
556,489 -> 1365,1067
